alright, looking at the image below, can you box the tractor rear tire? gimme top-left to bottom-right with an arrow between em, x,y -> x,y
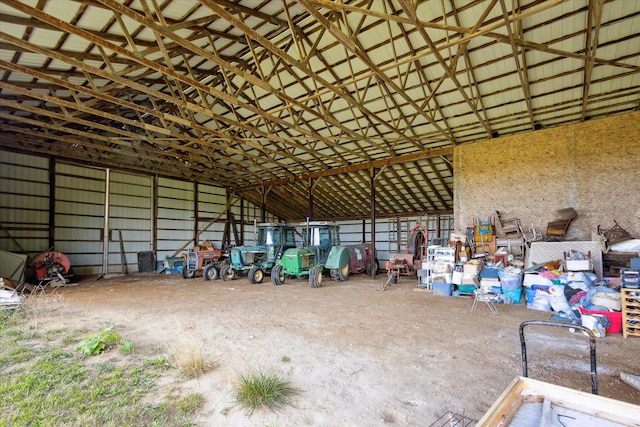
248,266 -> 264,284
310,265 -> 323,288
220,265 -> 236,281
330,264 -> 349,281
203,265 -> 218,281
182,268 -> 196,279
271,265 -> 285,286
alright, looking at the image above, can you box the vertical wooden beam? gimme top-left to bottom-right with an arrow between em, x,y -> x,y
225,189 -> 232,247
261,184 -> 266,222
396,217 -> 401,252
152,174 -> 158,257
222,220 -> 230,248
48,156 -> 55,250
370,168 -> 377,277
101,168 -> 111,276
231,214 -> 240,246
193,181 -> 199,245
240,198 -> 245,246
308,177 -> 314,221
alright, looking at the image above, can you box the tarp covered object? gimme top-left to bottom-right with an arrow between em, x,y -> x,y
0,250 -> 28,281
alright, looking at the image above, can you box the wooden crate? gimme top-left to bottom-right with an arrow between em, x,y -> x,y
474,238 -> 496,255
477,376 -> 640,426
621,288 -> 640,338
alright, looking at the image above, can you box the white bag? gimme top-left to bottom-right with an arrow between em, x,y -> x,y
590,292 -> 621,311
581,314 -> 606,337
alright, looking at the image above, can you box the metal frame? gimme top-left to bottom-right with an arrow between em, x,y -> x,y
519,320 -> 598,395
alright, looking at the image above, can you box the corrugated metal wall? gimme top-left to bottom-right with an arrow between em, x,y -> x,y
156,177 -> 194,262
54,163 -> 106,275
195,183 -> 227,249
0,149 -> 452,277
370,216 -> 452,262
109,171 -> 153,274
0,151 -> 50,254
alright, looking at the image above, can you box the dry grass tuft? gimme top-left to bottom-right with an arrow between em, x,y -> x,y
19,289 -> 66,328
165,330 -> 217,378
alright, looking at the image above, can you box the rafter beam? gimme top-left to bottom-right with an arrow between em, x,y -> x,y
233,146 -> 453,192
582,0 -> 604,120
499,0 -> 535,130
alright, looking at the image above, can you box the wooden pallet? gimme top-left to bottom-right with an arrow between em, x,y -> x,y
621,288 -> 640,338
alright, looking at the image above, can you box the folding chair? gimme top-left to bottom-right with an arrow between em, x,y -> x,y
470,277 -> 498,314
518,222 -> 543,245
546,218 -> 573,240
495,211 -> 521,236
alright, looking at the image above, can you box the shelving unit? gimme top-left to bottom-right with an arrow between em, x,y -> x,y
621,288 -> 640,338
422,245 -> 455,290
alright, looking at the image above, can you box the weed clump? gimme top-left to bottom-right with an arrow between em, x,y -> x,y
75,328 -> 121,356
234,368 -> 299,415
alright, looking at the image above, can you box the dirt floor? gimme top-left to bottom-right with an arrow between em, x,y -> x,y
34,272 -> 640,426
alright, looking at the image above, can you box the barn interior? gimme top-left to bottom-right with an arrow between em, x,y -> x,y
1,1 -> 640,425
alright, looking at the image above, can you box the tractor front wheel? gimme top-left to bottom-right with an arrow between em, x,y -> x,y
248,266 -> 264,284
310,265 -> 323,288
220,265 -> 236,281
182,268 -> 196,279
330,264 -> 349,281
271,265 -> 285,286
203,265 -> 218,281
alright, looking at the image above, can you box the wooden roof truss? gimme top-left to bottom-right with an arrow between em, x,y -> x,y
0,0 -> 638,221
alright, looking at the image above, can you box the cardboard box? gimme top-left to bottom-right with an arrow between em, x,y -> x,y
463,262 -> 483,274
449,232 -> 467,243
474,239 -> 496,255
493,253 -> 508,267
565,259 -> 593,271
432,273 -> 451,283
462,272 -> 477,285
433,262 -> 452,273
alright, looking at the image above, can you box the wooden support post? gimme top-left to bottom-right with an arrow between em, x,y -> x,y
261,184 -> 266,222
119,230 -> 128,275
370,168 -> 377,277
240,198 -> 244,246
48,156 -> 56,250
193,182 -> 199,245
152,175 -> 158,257
308,177 -> 314,221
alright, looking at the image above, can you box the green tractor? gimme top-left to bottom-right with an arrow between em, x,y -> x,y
220,222 -> 298,284
271,221 -> 351,288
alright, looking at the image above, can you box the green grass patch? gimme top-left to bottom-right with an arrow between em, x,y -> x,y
234,367 -> 300,415
178,393 -> 204,416
144,354 -> 173,368
120,339 -> 135,354
0,310 -> 204,426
